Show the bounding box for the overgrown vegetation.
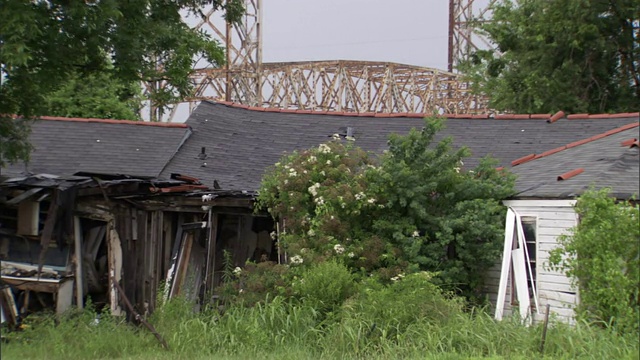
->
[2,278,638,359]
[257,118,515,300]
[549,188,639,334]
[463,0,639,114]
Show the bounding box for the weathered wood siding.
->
[485,200,579,324]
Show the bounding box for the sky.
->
[260,0,451,70]
[167,0,456,121]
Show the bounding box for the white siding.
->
[486,200,579,324]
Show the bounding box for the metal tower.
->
[448,0,498,72]
[152,0,496,121]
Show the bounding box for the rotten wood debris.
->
[0,172,277,327]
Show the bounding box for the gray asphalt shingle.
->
[1,118,191,178]
[510,127,640,199]
[161,101,639,191]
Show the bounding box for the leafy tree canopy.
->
[0,0,244,167]
[463,0,639,114]
[257,118,516,301]
[44,69,142,120]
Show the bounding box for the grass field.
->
[2,296,637,360]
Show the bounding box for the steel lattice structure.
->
[152,0,496,121]
[448,0,498,72]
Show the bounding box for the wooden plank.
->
[495,209,515,320]
[17,200,40,236]
[205,212,219,294]
[170,232,194,298]
[38,191,59,274]
[162,213,173,275]
[536,273,573,286]
[73,216,84,309]
[6,188,44,205]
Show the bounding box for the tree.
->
[463,0,639,114]
[44,70,141,120]
[257,119,516,301]
[0,0,244,167]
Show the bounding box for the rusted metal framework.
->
[155,0,494,121]
[188,60,487,114]
[447,0,498,72]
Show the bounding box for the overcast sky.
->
[261,0,450,70]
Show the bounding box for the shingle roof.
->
[161,101,639,191]
[510,125,640,199]
[1,117,191,178]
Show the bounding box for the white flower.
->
[288,168,297,177]
[367,198,376,204]
[345,136,355,141]
[233,267,242,276]
[348,252,355,258]
[355,192,366,200]
[308,155,317,163]
[270,231,277,240]
[318,144,331,154]
[314,196,325,206]
[334,244,345,254]
[332,133,340,140]
[239,289,244,294]
[290,255,304,265]
[320,171,326,176]
[391,276,399,282]
[412,230,420,238]
[308,183,320,196]
[454,167,460,173]
[284,179,289,185]
[326,160,332,165]
[341,203,346,209]
[307,229,316,237]
[275,162,281,166]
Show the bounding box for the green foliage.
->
[3,293,638,359]
[0,0,244,166]
[293,260,357,316]
[549,188,639,333]
[44,70,141,120]
[462,0,640,114]
[216,261,293,307]
[257,118,515,300]
[340,272,464,341]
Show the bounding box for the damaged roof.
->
[161,101,639,191]
[1,117,191,179]
[510,124,640,199]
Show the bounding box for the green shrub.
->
[257,118,515,300]
[549,188,639,333]
[215,261,294,307]
[340,272,464,340]
[293,260,357,316]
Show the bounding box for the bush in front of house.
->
[549,188,639,334]
[256,117,516,301]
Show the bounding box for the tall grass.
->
[2,266,637,359]
[2,296,637,359]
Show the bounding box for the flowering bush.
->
[257,118,515,300]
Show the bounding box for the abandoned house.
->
[487,122,639,324]
[1,105,638,325]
